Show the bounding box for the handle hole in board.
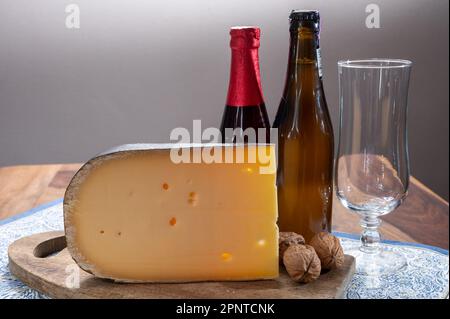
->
[33,236,67,258]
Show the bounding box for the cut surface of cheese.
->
[64,144,278,282]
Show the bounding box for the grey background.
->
[0,0,448,200]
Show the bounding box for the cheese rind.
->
[64,144,278,282]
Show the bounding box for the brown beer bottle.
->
[273,11,334,241]
[220,27,270,143]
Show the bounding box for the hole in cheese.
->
[188,199,198,206]
[189,191,197,198]
[221,252,232,262]
[188,192,199,206]
[162,183,169,190]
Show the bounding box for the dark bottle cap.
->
[289,10,320,32]
[289,10,320,22]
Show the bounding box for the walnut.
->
[278,232,305,262]
[283,244,321,283]
[309,231,344,270]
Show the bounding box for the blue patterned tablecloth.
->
[0,199,448,299]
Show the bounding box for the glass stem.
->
[359,214,381,254]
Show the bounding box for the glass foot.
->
[346,248,407,277]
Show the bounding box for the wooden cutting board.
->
[8,231,355,299]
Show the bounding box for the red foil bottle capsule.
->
[220,26,270,143]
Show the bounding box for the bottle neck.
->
[226,47,264,107]
[283,27,322,96]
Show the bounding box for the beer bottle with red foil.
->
[273,11,334,241]
[220,27,270,143]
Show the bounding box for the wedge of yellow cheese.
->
[64,144,278,282]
